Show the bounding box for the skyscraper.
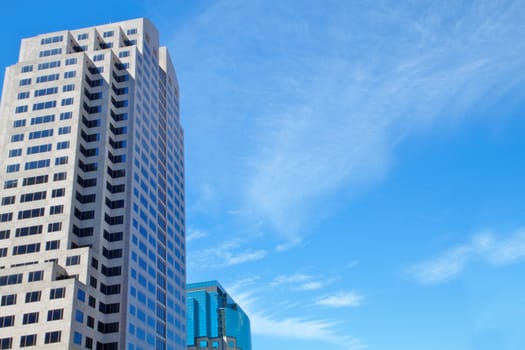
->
[0,18,186,350]
[186,281,251,350]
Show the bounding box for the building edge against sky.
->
[0,18,186,349]
[187,281,252,350]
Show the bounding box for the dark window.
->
[44,331,61,344]
[47,309,63,321]
[22,312,38,324]
[25,291,41,303]
[49,287,65,299]
[19,334,36,347]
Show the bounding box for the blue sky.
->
[2,1,525,349]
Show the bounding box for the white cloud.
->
[270,273,311,286]
[317,292,364,308]
[299,281,323,290]
[408,229,525,284]
[186,227,209,242]
[228,288,367,350]
[189,239,267,269]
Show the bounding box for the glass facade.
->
[187,281,252,350]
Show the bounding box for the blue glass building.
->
[187,281,252,350]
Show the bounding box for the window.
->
[51,188,65,197]
[85,337,93,349]
[20,191,46,203]
[36,73,59,83]
[59,112,72,120]
[10,134,24,142]
[61,97,74,106]
[18,91,30,99]
[119,51,130,58]
[77,33,88,40]
[0,294,16,306]
[0,213,13,222]
[30,114,55,124]
[23,175,48,186]
[19,334,36,347]
[58,126,71,135]
[0,230,9,240]
[66,255,80,266]
[34,87,58,97]
[32,100,56,111]
[73,332,82,345]
[21,65,33,72]
[6,164,19,173]
[37,60,60,70]
[53,172,67,181]
[49,287,65,299]
[29,128,53,139]
[0,316,14,328]
[49,205,64,215]
[3,180,17,189]
[13,119,26,127]
[24,159,50,170]
[64,71,76,79]
[0,274,22,286]
[22,312,38,324]
[47,309,63,321]
[45,240,60,250]
[27,144,52,155]
[40,35,63,45]
[15,225,43,237]
[15,105,28,113]
[0,248,7,258]
[55,156,68,165]
[1,196,15,206]
[127,28,137,35]
[66,57,78,65]
[44,331,61,344]
[0,337,12,349]
[77,289,86,302]
[62,84,75,92]
[13,243,41,255]
[27,271,43,282]
[103,31,114,38]
[19,78,31,86]
[39,48,62,57]
[93,54,104,61]
[8,149,21,157]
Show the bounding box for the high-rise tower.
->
[186,281,252,350]
[0,18,185,350]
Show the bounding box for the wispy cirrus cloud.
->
[234,0,525,239]
[317,292,364,308]
[185,227,209,242]
[228,287,367,350]
[408,229,525,284]
[189,238,267,269]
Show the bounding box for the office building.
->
[0,18,186,350]
[186,281,251,350]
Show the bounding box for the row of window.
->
[20,58,77,74]
[5,156,69,174]
[0,221,62,237]
[3,172,66,190]
[12,111,72,127]
[0,330,61,348]
[10,125,71,142]
[15,98,74,113]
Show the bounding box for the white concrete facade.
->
[0,18,185,350]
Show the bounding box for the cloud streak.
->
[189,238,267,269]
[408,229,525,284]
[228,287,367,350]
[317,292,364,308]
[237,0,525,238]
